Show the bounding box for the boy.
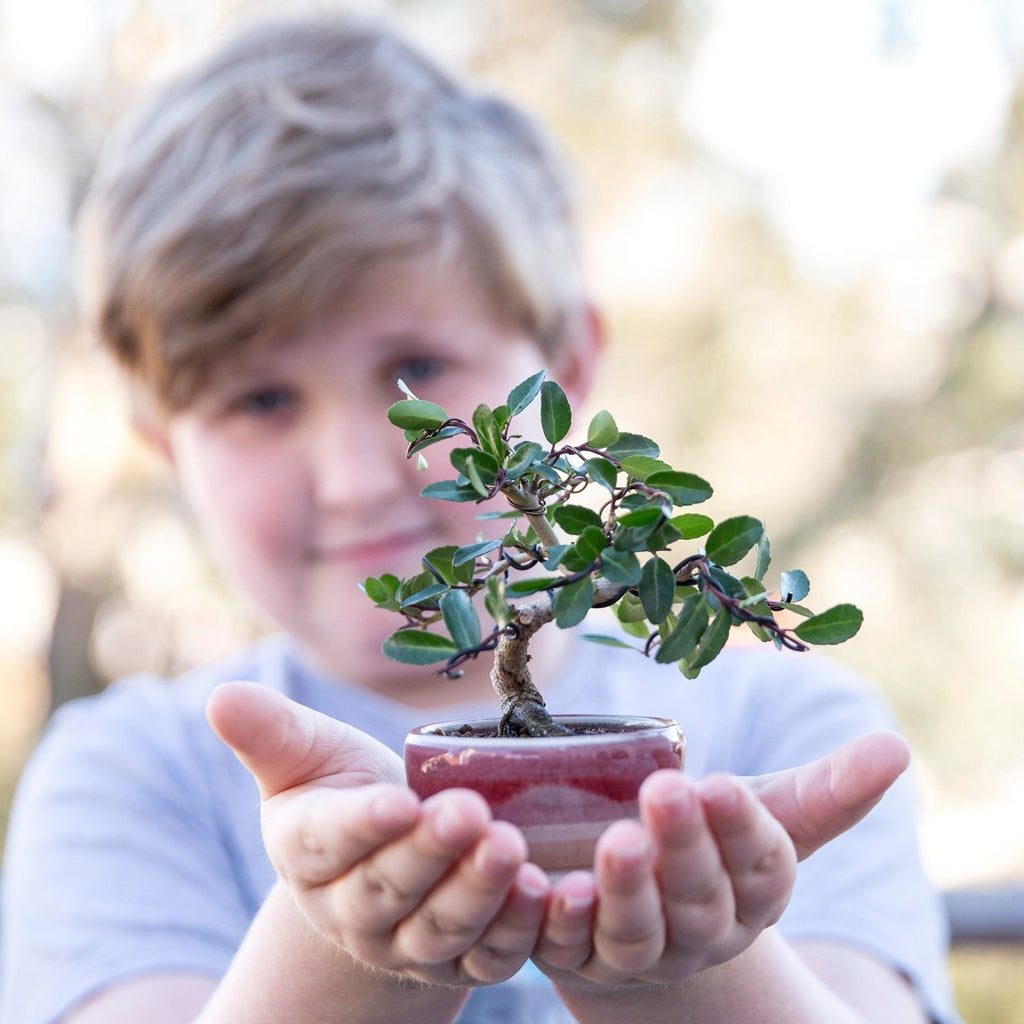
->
[1,13,961,1024]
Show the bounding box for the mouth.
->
[308,524,438,570]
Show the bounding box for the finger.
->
[534,870,596,971]
[394,818,530,966]
[342,788,494,934]
[207,681,404,798]
[746,731,910,861]
[457,861,550,984]
[639,771,734,945]
[591,819,665,975]
[262,783,420,887]
[697,774,796,930]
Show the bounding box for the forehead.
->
[201,253,524,381]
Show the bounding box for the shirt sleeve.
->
[0,680,256,1024]
[733,655,964,1024]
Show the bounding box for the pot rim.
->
[405,714,681,748]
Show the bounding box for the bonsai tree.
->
[363,370,862,738]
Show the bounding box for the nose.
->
[311,401,410,511]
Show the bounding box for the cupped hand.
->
[207,682,550,987]
[532,730,910,990]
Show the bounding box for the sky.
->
[682,0,1022,276]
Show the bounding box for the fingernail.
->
[560,890,594,915]
[614,835,651,862]
[517,864,549,899]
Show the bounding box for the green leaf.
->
[526,462,561,485]
[472,404,506,461]
[562,528,605,572]
[616,504,665,529]
[399,582,449,608]
[619,617,652,639]
[586,457,620,491]
[670,513,714,539]
[485,576,512,629]
[739,576,772,612]
[619,456,673,480]
[607,433,660,460]
[794,604,864,645]
[542,544,569,569]
[681,607,732,677]
[739,576,773,642]
[362,575,403,614]
[613,522,661,552]
[506,577,559,595]
[422,546,473,586]
[382,629,459,665]
[655,593,709,664]
[507,370,547,415]
[708,565,747,602]
[573,525,607,562]
[399,570,435,600]
[581,633,636,649]
[587,410,620,447]
[645,518,683,552]
[705,516,764,567]
[553,576,595,628]
[552,504,603,535]
[615,591,647,623]
[540,380,572,444]
[440,589,481,651]
[780,569,810,604]
[600,547,642,586]
[386,399,449,430]
[449,448,499,481]
[646,470,713,507]
[407,425,464,456]
[421,480,481,503]
[503,441,544,481]
[492,404,511,435]
[776,601,815,619]
[360,581,391,602]
[452,538,502,567]
[754,530,772,580]
[639,556,675,624]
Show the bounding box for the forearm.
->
[196,882,470,1024]
[548,929,887,1024]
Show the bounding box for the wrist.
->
[199,882,471,1024]
[544,930,866,1024]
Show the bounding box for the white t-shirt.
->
[0,633,963,1023]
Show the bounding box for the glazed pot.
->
[404,715,685,873]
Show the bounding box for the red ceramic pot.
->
[405,715,685,873]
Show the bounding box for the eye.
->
[392,356,446,386]
[233,386,297,417]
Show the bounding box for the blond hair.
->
[78,14,583,408]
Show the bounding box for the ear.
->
[550,299,606,409]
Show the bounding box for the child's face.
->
[156,256,596,700]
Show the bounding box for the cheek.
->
[173,436,307,569]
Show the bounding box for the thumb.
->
[206,680,405,799]
[746,731,911,861]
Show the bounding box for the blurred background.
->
[1,0,1022,1017]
